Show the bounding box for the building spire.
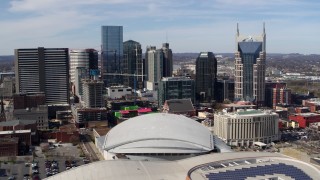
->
[263,22,265,34]
[237,23,239,36]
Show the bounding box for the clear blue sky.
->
[0,0,319,55]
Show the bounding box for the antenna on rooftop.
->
[166,31,168,43]
[237,23,239,36]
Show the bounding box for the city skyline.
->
[1,0,320,55]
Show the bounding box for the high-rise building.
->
[82,79,104,108]
[74,67,88,98]
[146,46,163,91]
[0,77,14,99]
[195,52,217,103]
[158,76,195,107]
[161,43,173,77]
[101,26,123,87]
[69,49,98,84]
[15,47,69,105]
[234,23,266,106]
[123,40,144,90]
[215,79,235,103]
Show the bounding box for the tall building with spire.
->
[234,23,266,106]
[161,43,173,77]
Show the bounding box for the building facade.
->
[161,43,173,78]
[12,105,49,130]
[146,46,163,90]
[215,79,235,103]
[0,138,19,157]
[214,109,279,147]
[158,76,195,107]
[234,24,266,106]
[101,26,123,87]
[289,113,320,128]
[74,67,88,98]
[195,52,217,103]
[123,40,144,90]
[69,49,98,84]
[13,92,46,109]
[82,79,104,108]
[15,47,70,105]
[106,86,132,100]
[0,77,14,99]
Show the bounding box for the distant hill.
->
[0,55,14,61]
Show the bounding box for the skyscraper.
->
[69,49,98,84]
[15,47,70,105]
[234,23,266,106]
[145,46,163,91]
[161,43,173,77]
[101,26,123,87]
[123,40,144,90]
[195,52,217,103]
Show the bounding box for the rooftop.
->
[45,152,320,180]
[0,119,37,126]
[0,129,31,135]
[164,99,195,113]
[218,109,277,117]
[161,76,193,81]
[292,113,320,117]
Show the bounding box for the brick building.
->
[13,92,46,109]
[289,113,320,128]
[51,124,79,143]
[0,129,31,146]
[0,137,19,157]
[0,120,37,132]
[303,98,320,113]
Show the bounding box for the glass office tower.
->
[234,23,266,106]
[123,40,144,90]
[101,26,123,87]
[195,52,217,103]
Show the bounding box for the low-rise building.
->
[51,124,79,143]
[162,99,195,117]
[0,119,37,132]
[303,98,320,112]
[106,86,132,100]
[0,129,31,146]
[214,109,279,147]
[71,104,108,127]
[12,105,49,130]
[0,137,19,157]
[289,113,320,128]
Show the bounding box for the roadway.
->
[80,134,100,162]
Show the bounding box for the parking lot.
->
[0,143,88,180]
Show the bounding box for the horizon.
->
[1,0,320,55]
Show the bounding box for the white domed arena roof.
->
[103,113,214,154]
